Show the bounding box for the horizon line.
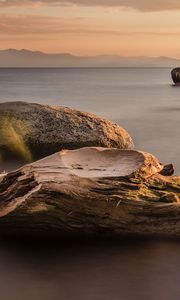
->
[1,48,180,60]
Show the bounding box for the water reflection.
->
[0,238,180,300]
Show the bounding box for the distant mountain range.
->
[0,49,179,68]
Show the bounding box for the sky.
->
[1,0,180,57]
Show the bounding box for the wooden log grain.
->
[0,147,180,238]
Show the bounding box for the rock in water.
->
[0,102,133,162]
[0,147,180,238]
[171,67,180,84]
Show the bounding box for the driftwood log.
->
[0,147,180,238]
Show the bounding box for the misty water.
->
[1,67,180,299]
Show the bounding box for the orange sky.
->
[1,0,180,57]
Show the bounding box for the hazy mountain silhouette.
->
[0,49,179,67]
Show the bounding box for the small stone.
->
[171,68,180,84]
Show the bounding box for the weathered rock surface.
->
[0,102,133,163]
[0,147,180,238]
[171,67,180,84]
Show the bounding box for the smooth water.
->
[1,238,180,300]
[0,68,180,300]
[0,67,179,173]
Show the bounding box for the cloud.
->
[0,0,180,11]
[0,14,179,37]
[0,14,88,35]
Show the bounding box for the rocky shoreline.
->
[0,102,180,238]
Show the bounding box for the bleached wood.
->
[0,147,180,238]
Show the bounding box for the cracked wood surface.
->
[0,147,180,237]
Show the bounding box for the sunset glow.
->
[1,0,180,57]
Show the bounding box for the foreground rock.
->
[171,67,180,84]
[0,147,180,238]
[0,102,133,163]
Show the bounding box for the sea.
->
[0,67,180,300]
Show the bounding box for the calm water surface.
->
[0,68,180,300]
[1,238,180,300]
[0,67,179,172]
